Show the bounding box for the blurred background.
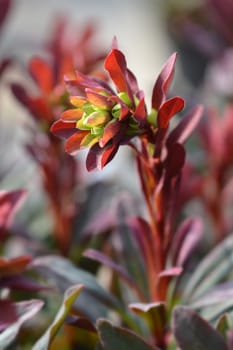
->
[1,0,233,246]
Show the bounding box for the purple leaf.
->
[165,143,185,178]
[0,0,12,33]
[83,249,133,284]
[86,142,119,171]
[0,190,27,238]
[158,267,183,278]
[11,83,30,110]
[134,97,147,127]
[97,319,158,350]
[0,58,11,77]
[0,300,17,332]
[152,53,177,110]
[0,299,44,348]
[167,105,203,146]
[172,306,228,350]
[172,217,203,266]
[83,210,116,237]
[65,315,97,333]
[127,216,155,272]
[83,249,144,301]
[0,275,50,292]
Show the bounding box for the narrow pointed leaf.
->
[0,300,17,332]
[0,0,12,31]
[0,189,27,235]
[167,105,203,146]
[172,217,203,267]
[33,285,83,350]
[0,300,44,349]
[83,249,144,300]
[31,255,117,308]
[29,57,53,94]
[183,234,233,301]
[134,97,147,126]
[152,53,177,110]
[104,49,129,93]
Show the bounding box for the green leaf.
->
[0,299,43,349]
[172,306,228,350]
[32,284,83,350]
[97,319,158,350]
[32,255,117,309]
[183,234,233,301]
[216,313,232,340]
[200,299,233,323]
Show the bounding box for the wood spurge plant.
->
[2,0,233,349]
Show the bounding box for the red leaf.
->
[100,143,119,169]
[29,57,53,94]
[152,53,177,110]
[86,143,119,171]
[104,49,129,93]
[0,299,17,332]
[167,105,203,146]
[100,120,121,147]
[11,83,30,109]
[165,143,185,178]
[0,255,32,277]
[127,217,155,271]
[134,97,147,127]
[158,97,185,128]
[0,190,27,238]
[69,71,111,93]
[65,130,89,155]
[66,315,97,333]
[0,0,12,32]
[50,119,77,139]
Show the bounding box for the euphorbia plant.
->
[51,40,204,348]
